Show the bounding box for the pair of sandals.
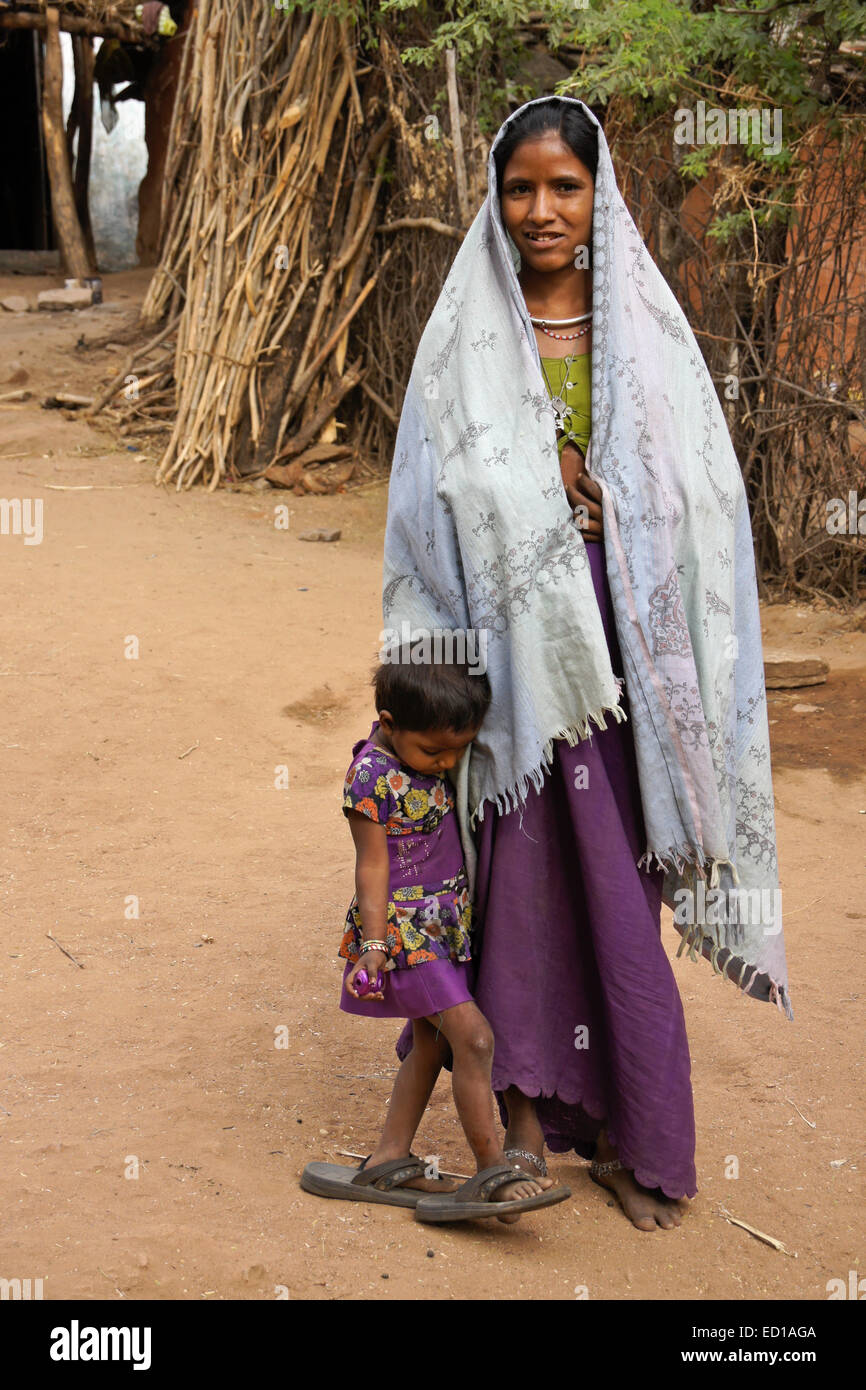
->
[301,1148,570,1222]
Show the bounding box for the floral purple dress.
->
[339,725,474,1020]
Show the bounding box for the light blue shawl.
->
[382,97,791,1018]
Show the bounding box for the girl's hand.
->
[345,810,390,1000]
[345,950,388,1002]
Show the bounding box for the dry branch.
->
[378,217,463,240]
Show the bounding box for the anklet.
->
[504,1147,549,1178]
[590,1158,623,1177]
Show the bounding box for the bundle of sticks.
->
[104,2,394,491]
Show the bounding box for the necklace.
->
[532,315,593,342]
[529,309,593,326]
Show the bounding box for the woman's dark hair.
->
[373,655,491,733]
[493,98,599,194]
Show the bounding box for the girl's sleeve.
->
[341,757,397,826]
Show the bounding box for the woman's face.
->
[499,131,594,274]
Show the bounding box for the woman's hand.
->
[345,950,388,1002]
[561,441,603,543]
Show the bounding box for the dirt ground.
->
[1,269,864,1302]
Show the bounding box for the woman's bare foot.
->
[591,1130,687,1231]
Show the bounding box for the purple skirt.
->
[471,544,697,1199]
[340,958,474,1020]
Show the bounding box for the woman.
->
[384,96,791,1231]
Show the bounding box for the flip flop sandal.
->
[300,1154,449,1208]
[504,1146,549,1178]
[413,1162,571,1224]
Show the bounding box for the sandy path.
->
[1,273,864,1301]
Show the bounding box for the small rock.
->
[763,652,829,689]
[426,1249,435,1258]
[37,287,95,311]
[298,528,341,543]
[2,360,28,385]
[134,454,147,463]
[381,1273,389,1279]
[200,933,214,944]
[137,1253,149,1268]
[1,296,30,314]
[792,702,822,714]
[319,1127,328,1136]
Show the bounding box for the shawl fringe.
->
[673,918,794,1021]
[637,845,742,887]
[469,701,627,827]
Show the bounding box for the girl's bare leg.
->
[427,1001,546,1224]
[365,1017,459,1193]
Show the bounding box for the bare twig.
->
[785,1097,816,1129]
[378,216,463,241]
[718,1206,795,1256]
[334,1148,472,1180]
[47,933,84,969]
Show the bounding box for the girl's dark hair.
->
[373,656,491,733]
[493,98,599,194]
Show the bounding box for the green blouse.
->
[539,351,591,460]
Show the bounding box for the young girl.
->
[301,656,570,1224]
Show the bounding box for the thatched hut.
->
[0,2,185,271]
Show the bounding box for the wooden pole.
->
[72,35,97,269]
[445,47,470,229]
[0,11,146,43]
[33,30,51,252]
[40,8,92,279]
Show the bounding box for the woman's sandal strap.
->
[352,1155,425,1191]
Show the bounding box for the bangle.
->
[359,940,388,956]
